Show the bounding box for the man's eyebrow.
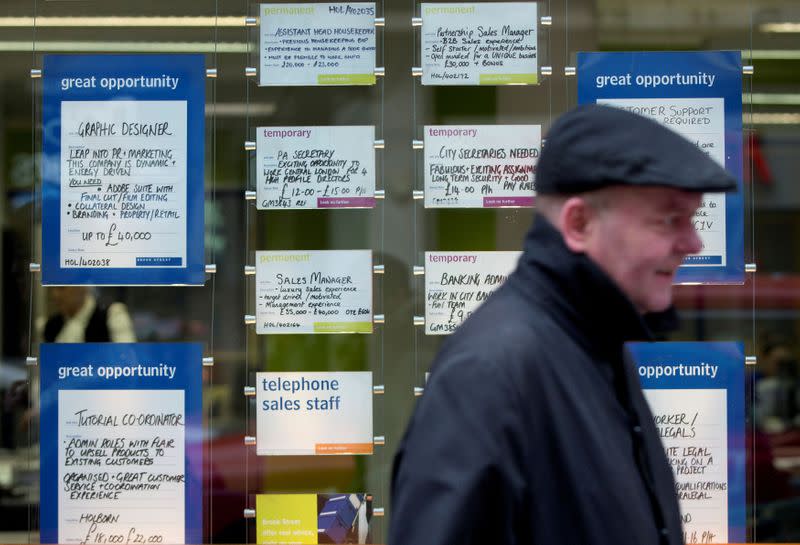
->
[657,197,701,214]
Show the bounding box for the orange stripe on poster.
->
[315,443,373,454]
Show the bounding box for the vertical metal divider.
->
[547,0,553,129]
[376,0,387,536]
[564,0,569,101]
[27,0,39,543]
[207,1,221,541]
[411,0,420,403]
[746,0,757,539]
[244,1,253,542]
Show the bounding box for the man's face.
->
[582,186,703,314]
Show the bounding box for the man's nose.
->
[678,223,703,255]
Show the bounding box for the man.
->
[390,105,737,545]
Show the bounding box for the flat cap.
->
[536,104,737,194]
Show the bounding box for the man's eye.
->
[658,214,687,228]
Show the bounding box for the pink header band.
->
[483,196,535,208]
[317,197,376,208]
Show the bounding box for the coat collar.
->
[508,215,677,357]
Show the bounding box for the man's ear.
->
[558,196,594,253]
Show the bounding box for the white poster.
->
[599,97,727,267]
[257,126,376,209]
[425,251,520,334]
[421,2,538,86]
[256,250,373,334]
[58,389,185,544]
[256,372,373,455]
[424,125,539,208]
[259,3,377,86]
[644,389,729,543]
[60,100,187,269]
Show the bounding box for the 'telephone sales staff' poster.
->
[577,51,744,284]
[42,54,205,285]
[39,343,203,544]
[256,371,374,455]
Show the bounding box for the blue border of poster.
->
[39,343,203,543]
[577,51,744,284]
[629,341,745,543]
[42,54,206,285]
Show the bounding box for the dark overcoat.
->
[390,216,684,545]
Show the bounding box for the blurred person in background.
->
[5,287,136,438]
[41,286,135,343]
[754,336,800,432]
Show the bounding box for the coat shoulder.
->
[433,285,567,382]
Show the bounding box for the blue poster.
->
[39,343,203,544]
[577,51,744,284]
[42,54,206,285]
[629,341,745,544]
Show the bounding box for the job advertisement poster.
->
[630,341,745,544]
[424,125,540,208]
[256,493,373,544]
[260,3,376,86]
[257,126,376,209]
[39,343,203,544]
[256,371,373,455]
[577,51,744,284]
[42,54,205,285]
[256,250,373,334]
[424,251,520,334]
[57,99,190,273]
[420,2,538,85]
